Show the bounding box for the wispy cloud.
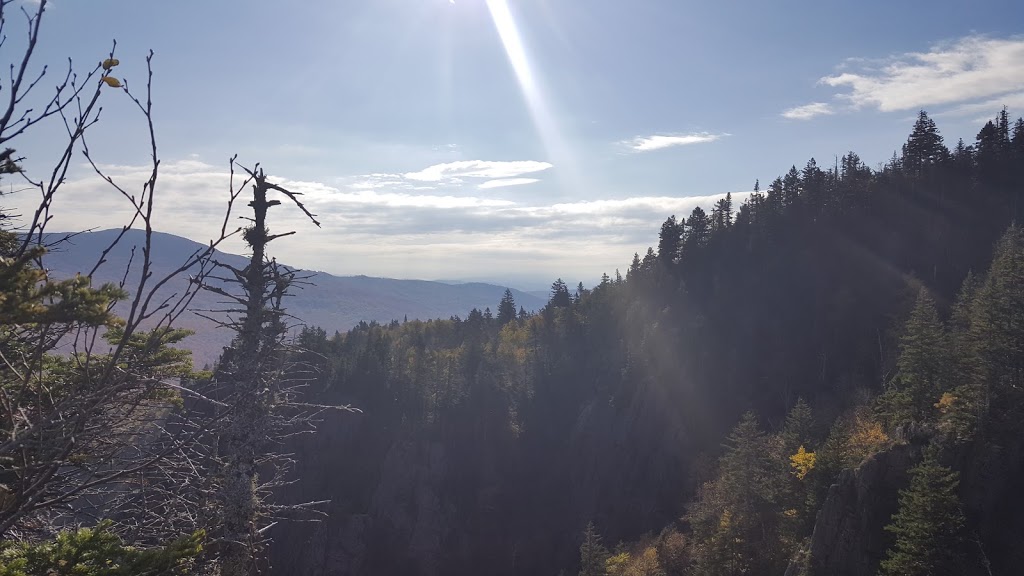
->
[478,178,540,189]
[627,132,725,152]
[403,160,552,182]
[934,90,1024,120]
[781,102,834,120]
[818,35,1024,113]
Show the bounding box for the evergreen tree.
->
[1012,117,1024,154]
[550,279,573,308]
[902,110,947,175]
[627,253,642,282]
[879,289,948,425]
[739,181,763,230]
[969,225,1024,428]
[939,272,983,441]
[658,215,683,264]
[880,450,966,576]
[578,522,609,576]
[782,397,815,453]
[781,399,817,534]
[782,166,801,207]
[641,247,657,274]
[497,289,517,325]
[683,207,710,251]
[801,158,825,213]
[711,194,732,232]
[0,521,203,576]
[765,176,784,214]
[688,412,786,575]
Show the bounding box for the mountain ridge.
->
[40,229,547,366]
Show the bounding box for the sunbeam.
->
[483,0,576,190]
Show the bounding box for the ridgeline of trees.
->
[273,109,1024,576]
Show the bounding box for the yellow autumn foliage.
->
[717,509,729,530]
[846,414,889,463]
[606,551,631,576]
[789,445,816,480]
[934,391,956,412]
[101,76,122,88]
[625,547,664,576]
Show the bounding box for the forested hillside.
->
[270,109,1024,576]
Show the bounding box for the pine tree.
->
[969,225,1024,428]
[879,288,948,425]
[939,272,983,442]
[801,158,825,214]
[550,278,573,308]
[782,166,801,207]
[1012,117,1024,155]
[684,207,710,251]
[880,450,966,576]
[641,247,657,274]
[497,288,517,325]
[740,180,763,230]
[765,176,784,215]
[578,522,609,576]
[688,412,786,575]
[657,215,683,264]
[0,521,203,575]
[711,194,732,232]
[782,397,815,453]
[627,253,642,282]
[902,110,947,176]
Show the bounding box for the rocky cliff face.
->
[790,444,915,576]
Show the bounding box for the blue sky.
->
[8,0,1024,288]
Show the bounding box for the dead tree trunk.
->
[212,166,321,576]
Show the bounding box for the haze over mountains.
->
[42,229,546,366]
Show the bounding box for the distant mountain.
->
[41,230,546,366]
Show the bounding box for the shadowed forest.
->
[269,109,1024,576]
[3,0,1024,573]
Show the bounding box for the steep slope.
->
[264,110,1024,576]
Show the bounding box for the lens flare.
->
[484,0,574,186]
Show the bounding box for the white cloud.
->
[478,178,540,189]
[781,102,834,120]
[627,132,724,152]
[347,160,551,191]
[403,160,552,182]
[13,159,750,284]
[820,35,1024,113]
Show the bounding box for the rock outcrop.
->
[791,444,915,576]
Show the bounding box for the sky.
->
[5,0,1024,289]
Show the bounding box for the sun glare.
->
[483,0,575,189]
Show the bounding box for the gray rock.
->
[800,444,915,576]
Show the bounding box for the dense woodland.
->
[3,3,1024,572]
[269,109,1024,576]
